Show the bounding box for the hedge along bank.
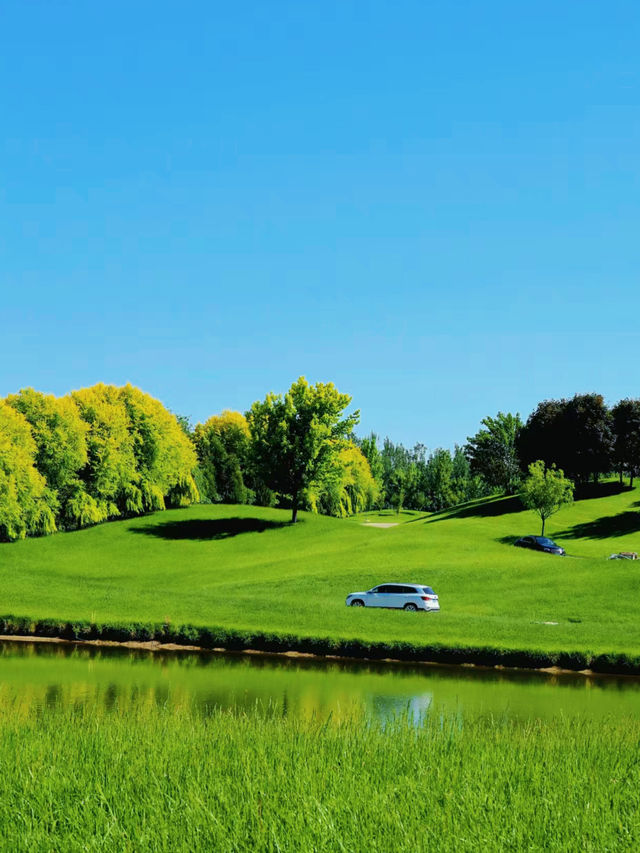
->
[1,615,639,677]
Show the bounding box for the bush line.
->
[1,614,639,675]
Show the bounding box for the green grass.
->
[2,485,640,657]
[0,702,639,851]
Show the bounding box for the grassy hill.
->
[2,485,640,658]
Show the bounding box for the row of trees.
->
[1,385,198,541]
[4,379,639,540]
[465,394,640,495]
[355,437,490,514]
[191,379,376,522]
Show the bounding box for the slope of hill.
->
[1,485,640,659]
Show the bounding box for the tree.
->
[611,399,640,487]
[306,442,379,517]
[6,389,89,527]
[423,448,455,511]
[0,401,56,541]
[358,432,384,507]
[520,460,574,536]
[246,377,359,523]
[466,412,522,494]
[119,384,199,510]
[193,410,252,504]
[518,394,613,485]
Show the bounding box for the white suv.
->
[346,584,440,612]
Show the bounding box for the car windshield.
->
[422,587,435,595]
[536,537,556,546]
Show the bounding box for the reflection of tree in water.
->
[45,684,62,709]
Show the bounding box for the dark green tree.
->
[611,399,640,487]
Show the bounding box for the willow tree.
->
[6,388,90,527]
[193,410,251,504]
[247,377,359,523]
[120,384,199,510]
[307,442,379,517]
[0,401,56,540]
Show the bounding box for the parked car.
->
[514,536,565,555]
[346,584,440,612]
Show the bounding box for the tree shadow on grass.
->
[423,495,526,523]
[553,511,640,541]
[496,535,521,546]
[573,482,633,501]
[130,517,291,541]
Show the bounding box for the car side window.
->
[376,585,390,593]
[401,586,417,595]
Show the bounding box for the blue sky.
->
[2,1,639,448]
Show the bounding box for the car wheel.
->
[350,599,365,607]
[403,603,418,612]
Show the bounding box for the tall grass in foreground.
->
[0,704,639,852]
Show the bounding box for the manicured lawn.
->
[2,485,640,655]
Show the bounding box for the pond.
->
[2,639,640,723]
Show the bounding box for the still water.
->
[2,640,640,723]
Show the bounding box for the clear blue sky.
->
[2,1,639,449]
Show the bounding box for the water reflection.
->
[1,640,640,723]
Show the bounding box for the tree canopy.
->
[246,377,359,522]
[466,412,522,495]
[520,460,574,536]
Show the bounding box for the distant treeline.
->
[369,393,640,513]
[2,381,639,540]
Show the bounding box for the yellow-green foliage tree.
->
[6,389,91,528]
[306,442,379,517]
[1,384,199,539]
[193,410,251,504]
[0,401,56,541]
[71,384,139,519]
[120,384,198,509]
[73,384,199,517]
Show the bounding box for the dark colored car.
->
[514,536,565,555]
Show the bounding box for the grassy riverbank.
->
[0,703,638,852]
[1,485,640,663]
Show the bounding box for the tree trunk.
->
[541,516,546,536]
[291,495,298,524]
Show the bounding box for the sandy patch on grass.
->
[361,522,399,528]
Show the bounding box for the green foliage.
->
[1,384,198,538]
[0,402,56,541]
[193,410,252,504]
[119,384,198,509]
[6,389,88,491]
[306,442,379,517]
[611,398,640,486]
[521,460,575,535]
[518,394,613,485]
[358,432,384,506]
[466,411,522,494]
[247,377,359,522]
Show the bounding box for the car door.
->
[400,585,420,608]
[385,585,405,608]
[369,585,393,607]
